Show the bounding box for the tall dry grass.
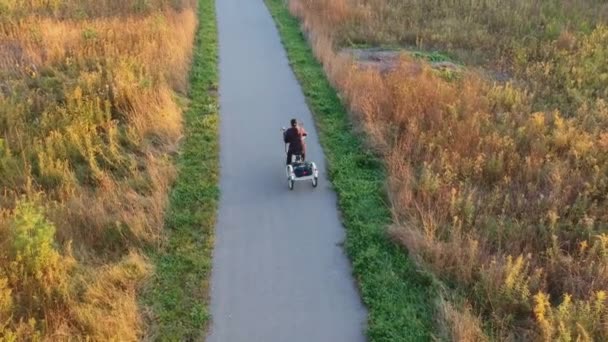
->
[0,1,197,339]
[289,0,608,339]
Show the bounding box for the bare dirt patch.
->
[339,47,461,74]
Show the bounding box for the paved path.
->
[207,0,367,341]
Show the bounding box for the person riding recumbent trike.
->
[282,120,319,190]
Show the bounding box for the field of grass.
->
[281,0,608,340]
[0,0,209,339]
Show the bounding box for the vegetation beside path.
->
[144,0,219,339]
[0,0,210,339]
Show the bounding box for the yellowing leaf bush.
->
[534,291,608,341]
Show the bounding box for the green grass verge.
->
[143,0,219,340]
[264,1,437,341]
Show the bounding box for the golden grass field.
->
[0,0,197,339]
[288,0,608,340]
[2,0,607,340]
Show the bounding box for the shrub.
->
[0,199,73,336]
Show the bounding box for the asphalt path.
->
[207,0,367,340]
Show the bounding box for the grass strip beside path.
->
[265,0,436,341]
[144,0,219,339]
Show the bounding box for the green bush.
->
[3,200,72,319]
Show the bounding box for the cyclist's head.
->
[290,118,297,128]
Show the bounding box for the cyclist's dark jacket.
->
[283,127,308,154]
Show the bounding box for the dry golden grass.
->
[437,298,488,342]
[0,1,196,339]
[289,0,608,339]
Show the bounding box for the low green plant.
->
[1,199,74,337]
